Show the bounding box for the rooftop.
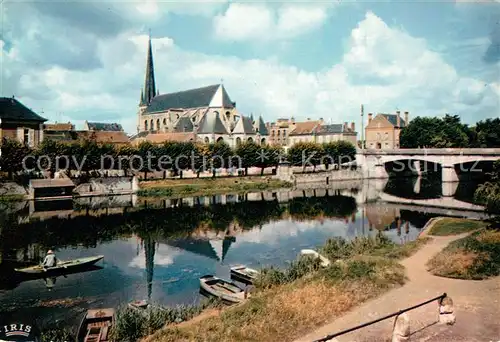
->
[0,97,47,122]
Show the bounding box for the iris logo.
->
[1,324,32,337]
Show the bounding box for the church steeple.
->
[142,30,157,106]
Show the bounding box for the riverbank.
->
[135,235,428,342]
[425,218,499,280]
[137,177,293,198]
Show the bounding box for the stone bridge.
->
[356,148,500,182]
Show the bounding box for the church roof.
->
[257,116,269,135]
[197,111,228,134]
[0,97,47,122]
[144,84,235,114]
[232,115,255,134]
[86,122,124,132]
[173,116,194,132]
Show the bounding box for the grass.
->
[143,234,428,342]
[0,194,26,202]
[427,218,487,236]
[137,177,293,198]
[111,298,224,342]
[427,228,500,280]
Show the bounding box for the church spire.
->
[143,30,157,105]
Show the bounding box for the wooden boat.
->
[199,275,246,303]
[14,255,104,275]
[230,265,259,284]
[299,249,331,267]
[128,299,149,310]
[76,308,115,342]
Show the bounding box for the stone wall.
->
[0,182,28,197]
[275,163,363,184]
[74,176,138,196]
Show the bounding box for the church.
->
[133,35,268,147]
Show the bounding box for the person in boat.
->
[42,250,57,268]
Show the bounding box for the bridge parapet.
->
[358,148,500,156]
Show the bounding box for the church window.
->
[261,138,266,145]
[277,130,281,136]
[384,132,389,140]
[150,119,153,131]
[226,111,231,120]
[163,118,167,125]
[236,137,242,145]
[247,137,253,143]
[204,137,209,143]
[156,119,160,131]
[176,114,179,120]
[145,121,148,131]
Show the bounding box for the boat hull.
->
[199,275,245,304]
[230,266,259,285]
[76,308,115,342]
[14,255,104,275]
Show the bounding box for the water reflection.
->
[0,179,487,329]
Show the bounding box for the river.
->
[0,177,485,330]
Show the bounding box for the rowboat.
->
[14,255,104,275]
[128,299,149,310]
[199,275,246,303]
[230,265,259,284]
[76,308,115,342]
[299,249,331,267]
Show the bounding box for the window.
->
[150,120,153,131]
[156,119,160,131]
[277,130,281,136]
[247,137,253,142]
[163,118,167,125]
[23,129,29,146]
[204,137,209,143]
[236,137,242,145]
[145,121,148,130]
[226,111,231,120]
[384,132,389,140]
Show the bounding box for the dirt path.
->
[294,233,500,342]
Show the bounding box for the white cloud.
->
[3,8,498,134]
[213,3,333,41]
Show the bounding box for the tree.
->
[474,160,500,214]
[287,142,324,172]
[35,139,70,178]
[0,138,33,179]
[209,141,232,177]
[400,115,471,148]
[474,118,500,148]
[234,141,260,175]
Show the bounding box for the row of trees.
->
[400,116,500,148]
[474,160,500,214]
[0,137,356,180]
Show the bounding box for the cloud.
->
[2,3,498,134]
[213,3,332,41]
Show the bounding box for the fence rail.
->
[313,292,447,342]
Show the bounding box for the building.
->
[42,122,75,142]
[365,111,409,149]
[0,96,47,147]
[84,121,124,132]
[287,119,357,147]
[267,118,295,147]
[135,34,268,147]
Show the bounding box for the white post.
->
[392,313,410,342]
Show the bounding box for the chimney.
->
[396,111,401,127]
[368,113,373,123]
[351,122,355,132]
[343,122,348,131]
[404,111,409,125]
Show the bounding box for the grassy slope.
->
[427,218,487,236]
[427,229,500,280]
[142,235,428,342]
[138,177,292,198]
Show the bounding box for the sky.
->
[1,0,499,135]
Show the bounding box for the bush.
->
[111,298,222,341]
